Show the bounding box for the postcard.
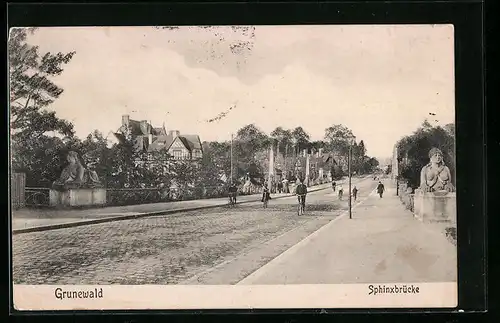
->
[10,25,457,310]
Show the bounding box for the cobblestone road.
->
[12,177,375,285]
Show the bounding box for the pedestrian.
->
[352,186,358,201]
[277,181,283,194]
[376,181,385,198]
[332,181,336,192]
[261,182,271,202]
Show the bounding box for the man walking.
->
[376,181,385,198]
[352,186,358,201]
[332,181,336,192]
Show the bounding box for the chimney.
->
[122,115,130,126]
[170,130,180,137]
[139,120,150,135]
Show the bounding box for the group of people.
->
[267,178,290,194]
[330,180,385,199]
[331,181,359,201]
[227,177,387,214]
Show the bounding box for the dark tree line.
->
[395,120,455,188]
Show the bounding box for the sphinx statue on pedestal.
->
[419,147,455,193]
[52,151,103,190]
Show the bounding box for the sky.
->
[21,25,455,159]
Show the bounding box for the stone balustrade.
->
[50,188,107,207]
[413,189,456,225]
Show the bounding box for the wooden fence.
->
[11,173,26,209]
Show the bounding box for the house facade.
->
[114,115,203,161]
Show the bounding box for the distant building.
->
[391,144,399,182]
[113,115,203,161]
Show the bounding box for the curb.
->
[12,185,331,235]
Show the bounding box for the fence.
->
[11,173,26,209]
[105,184,266,206]
[25,187,50,207]
[16,184,263,209]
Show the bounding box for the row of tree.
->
[9,28,379,191]
[395,120,455,188]
[203,123,380,185]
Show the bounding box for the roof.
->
[113,132,126,144]
[181,135,202,150]
[116,118,202,153]
[153,127,167,135]
[323,154,338,164]
[147,134,202,153]
[147,134,174,152]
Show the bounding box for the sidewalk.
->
[12,182,333,233]
[238,181,457,284]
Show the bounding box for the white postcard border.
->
[13,283,457,310]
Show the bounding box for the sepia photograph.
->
[10,25,457,310]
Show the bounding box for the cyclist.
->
[261,182,271,206]
[338,184,344,200]
[295,179,308,214]
[228,182,238,205]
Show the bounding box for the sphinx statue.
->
[419,147,455,193]
[52,151,103,190]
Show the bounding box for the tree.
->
[9,28,77,186]
[350,140,368,174]
[79,130,111,185]
[324,124,356,170]
[270,127,293,155]
[357,140,367,158]
[291,126,310,155]
[234,124,270,179]
[310,140,326,152]
[368,157,380,171]
[236,124,270,150]
[396,120,455,188]
[444,123,455,136]
[201,141,232,182]
[9,28,76,139]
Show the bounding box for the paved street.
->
[12,177,375,285]
[238,182,457,285]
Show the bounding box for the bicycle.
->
[297,194,306,216]
[228,193,236,207]
[263,192,270,208]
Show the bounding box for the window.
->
[193,149,202,159]
[172,150,183,160]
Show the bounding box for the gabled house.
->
[113,115,203,161]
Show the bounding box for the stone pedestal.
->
[49,188,107,207]
[413,190,456,224]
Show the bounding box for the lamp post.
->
[347,136,356,219]
[230,134,233,185]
